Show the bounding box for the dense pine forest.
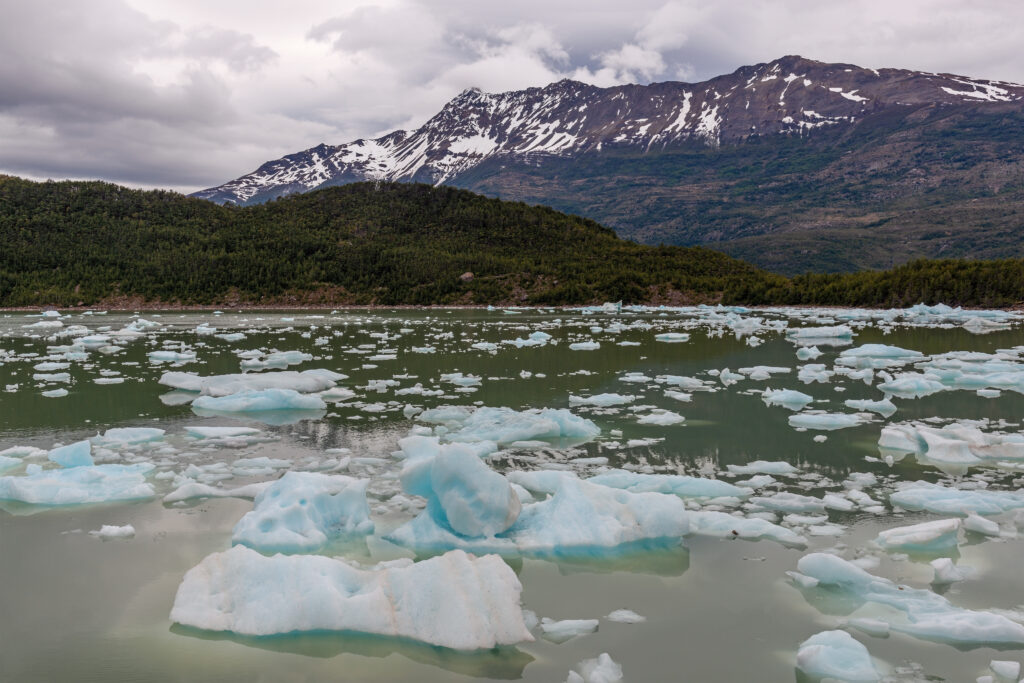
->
[1,175,1022,308]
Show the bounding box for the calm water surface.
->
[1,308,1023,682]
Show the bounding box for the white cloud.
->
[1,0,1022,192]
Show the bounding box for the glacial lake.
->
[3,306,1024,682]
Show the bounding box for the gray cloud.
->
[1,0,1022,192]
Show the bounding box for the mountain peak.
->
[193,56,1024,206]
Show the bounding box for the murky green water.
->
[2,308,1024,682]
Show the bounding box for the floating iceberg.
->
[726,460,800,476]
[793,552,1024,646]
[159,369,341,397]
[688,510,807,547]
[655,333,689,343]
[568,393,636,407]
[440,407,600,445]
[844,398,897,418]
[588,470,749,500]
[837,344,924,369]
[787,325,853,340]
[874,518,961,552]
[788,413,863,431]
[231,472,373,553]
[192,389,327,413]
[566,653,623,683]
[877,374,946,399]
[796,630,879,682]
[388,471,688,556]
[636,410,684,426]
[890,481,1024,516]
[170,547,533,650]
[48,440,93,468]
[0,463,155,506]
[762,388,813,410]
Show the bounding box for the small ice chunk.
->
[789,413,863,431]
[0,463,155,505]
[567,653,623,683]
[569,393,635,407]
[727,460,800,476]
[762,388,813,410]
[796,630,879,682]
[964,513,1001,536]
[636,410,684,426]
[540,617,599,642]
[990,660,1021,682]
[90,524,135,540]
[605,609,645,623]
[930,558,966,585]
[192,389,327,413]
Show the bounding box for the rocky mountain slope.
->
[193,56,1024,273]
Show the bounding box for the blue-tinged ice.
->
[844,398,897,417]
[793,552,1024,646]
[0,463,155,505]
[762,388,813,410]
[94,427,165,445]
[387,470,688,556]
[569,393,636,407]
[159,369,341,396]
[231,472,373,553]
[874,518,960,552]
[48,440,93,467]
[727,460,800,476]
[877,373,946,398]
[837,344,924,369]
[890,481,1024,515]
[192,388,327,412]
[796,630,879,682]
[399,443,520,538]
[588,469,750,500]
[170,546,533,650]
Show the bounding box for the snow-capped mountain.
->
[193,55,1024,206]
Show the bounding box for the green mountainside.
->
[3,175,1023,309]
[0,176,768,307]
[457,105,1024,275]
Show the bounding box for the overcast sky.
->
[2,0,1021,193]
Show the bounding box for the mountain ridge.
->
[192,56,1024,274]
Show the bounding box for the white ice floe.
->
[159,369,342,396]
[762,388,813,410]
[789,412,863,431]
[566,653,623,683]
[540,617,599,642]
[874,518,961,552]
[569,393,636,407]
[90,524,135,540]
[170,546,533,650]
[796,630,879,682]
[793,552,1024,646]
[0,463,155,506]
[438,407,600,445]
[890,481,1024,515]
[192,389,327,413]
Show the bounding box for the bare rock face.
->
[459,272,474,282]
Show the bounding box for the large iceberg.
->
[587,470,749,501]
[874,518,961,552]
[0,463,155,506]
[231,472,373,553]
[170,546,534,650]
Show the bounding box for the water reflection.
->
[169,625,535,679]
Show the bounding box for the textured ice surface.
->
[890,481,1024,515]
[160,369,341,396]
[231,472,373,553]
[877,374,946,398]
[789,412,863,431]
[566,653,623,683]
[400,442,521,539]
[94,427,165,445]
[192,389,327,413]
[440,407,600,445]
[0,463,155,505]
[796,630,879,682]
[636,410,684,425]
[170,546,533,650]
[688,510,807,546]
[588,470,749,500]
[874,518,960,552]
[164,481,272,503]
[540,617,599,642]
[787,325,853,340]
[880,421,1024,473]
[727,460,800,476]
[762,388,813,410]
[568,393,636,407]
[183,426,263,439]
[388,471,688,556]
[844,398,897,417]
[794,553,1024,646]
[48,440,94,468]
[90,524,135,539]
